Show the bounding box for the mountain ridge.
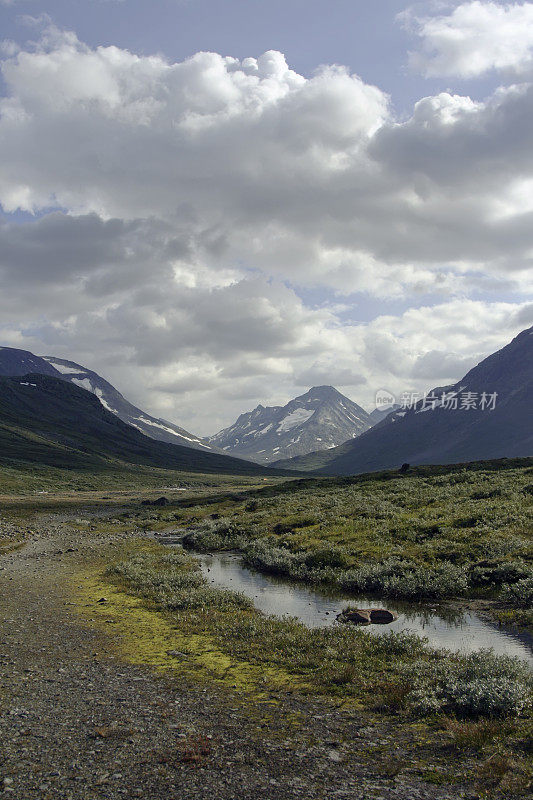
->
[0,347,218,454]
[273,327,533,475]
[208,385,373,464]
[0,373,290,477]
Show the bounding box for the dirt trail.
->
[0,529,466,800]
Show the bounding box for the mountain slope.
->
[0,373,286,476]
[0,347,217,453]
[0,347,63,379]
[208,386,372,464]
[274,327,533,475]
[368,404,401,425]
[42,355,218,452]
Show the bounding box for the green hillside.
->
[0,374,290,478]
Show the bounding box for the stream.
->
[159,537,533,666]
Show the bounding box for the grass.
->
[100,543,532,719]
[72,545,310,697]
[1,458,531,796]
[0,460,288,496]
[150,459,533,612]
[81,538,532,794]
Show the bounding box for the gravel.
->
[0,517,475,799]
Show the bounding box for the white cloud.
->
[0,27,532,432]
[1,27,533,297]
[404,1,533,79]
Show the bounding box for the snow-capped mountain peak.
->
[208,386,373,464]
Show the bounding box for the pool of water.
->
[191,550,533,666]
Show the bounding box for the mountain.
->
[368,404,401,425]
[0,347,62,379]
[0,373,286,476]
[0,347,217,453]
[274,327,533,475]
[208,386,373,464]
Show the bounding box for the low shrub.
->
[302,544,351,570]
[108,550,252,611]
[108,549,531,722]
[500,577,533,608]
[339,558,469,599]
[470,560,532,588]
[471,489,502,500]
[273,516,317,534]
[404,650,532,718]
[182,518,249,552]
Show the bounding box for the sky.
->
[0,0,532,435]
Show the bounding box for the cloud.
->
[1,26,533,299]
[295,363,367,389]
[404,1,533,79]
[0,27,531,433]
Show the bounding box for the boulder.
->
[152,496,170,507]
[337,608,398,625]
[337,609,371,625]
[369,608,398,624]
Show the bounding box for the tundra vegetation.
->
[108,547,532,719]
[104,541,533,794]
[145,460,533,628]
[2,457,532,794]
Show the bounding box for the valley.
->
[0,331,532,800]
[0,458,531,799]
[2,4,533,797]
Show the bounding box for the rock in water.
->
[337,609,372,625]
[369,609,398,624]
[337,608,398,625]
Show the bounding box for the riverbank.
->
[0,520,495,800]
[1,464,531,799]
[164,460,533,635]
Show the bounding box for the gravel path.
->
[0,526,472,800]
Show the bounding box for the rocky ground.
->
[0,515,495,799]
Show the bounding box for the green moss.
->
[70,549,310,698]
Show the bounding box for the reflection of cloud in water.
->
[194,552,533,667]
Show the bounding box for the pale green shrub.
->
[500,577,533,608]
[339,558,469,599]
[404,650,532,718]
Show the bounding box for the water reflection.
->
[194,551,533,667]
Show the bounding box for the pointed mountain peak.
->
[209,385,372,464]
[303,385,338,397]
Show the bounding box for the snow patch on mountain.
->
[277,408,314,432]
[94,387,115,413]
[44,359,85,376]
[2,349,220,454]
[72,377,93,392]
